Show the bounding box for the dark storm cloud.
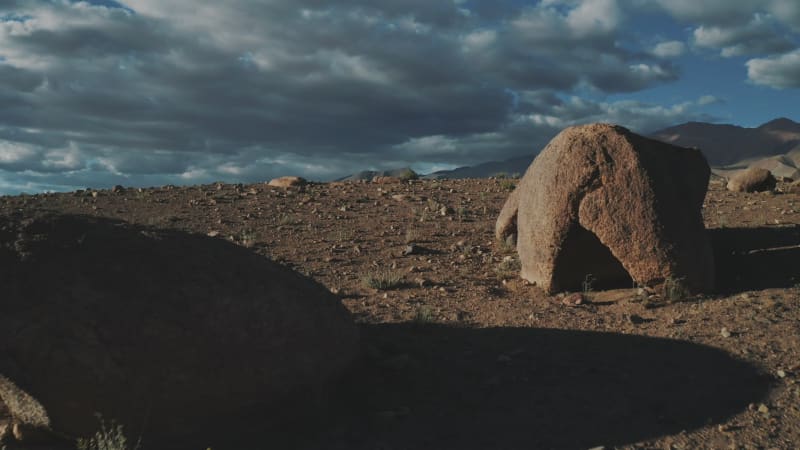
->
[0,0,771,193]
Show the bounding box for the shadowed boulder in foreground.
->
[497,124,714,294]
[0,213,358,446]
[237,324,770,450]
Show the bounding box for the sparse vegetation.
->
[494,256,521,280]
[77,415,140,450]
[238,229,258,248]
[397,168,419,181]
[413,305,434,323]
[361,269,404,290]
[499,179,517,191]
[662,277,690,302]
[582,274,595,294]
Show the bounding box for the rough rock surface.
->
[0,213,358,445]
[494,188,519,242]
[726,168,777,193]
[496,123,714,294]
[268,176,307,188]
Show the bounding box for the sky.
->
[0,0,798,194]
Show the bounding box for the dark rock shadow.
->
[239,323,770,450]
[710,225,800,293]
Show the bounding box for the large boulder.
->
[0,213,358,445]
[496,124,714,294]
[726,167,776,192]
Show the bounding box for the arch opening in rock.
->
[552,223,633,291]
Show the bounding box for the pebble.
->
[721,328,731,338]
[777,370,787,378]
[758,404,770,414]
[403,244,418,255]
[562,293,584,307]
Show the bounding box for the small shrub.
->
[397,168,418,181]
[662,277,690,302]
[239,229,258,248]
[499,179,517,191]
[413,306,434,324]
[582,274,595,294]
[77,415,140,450]
[362,269,404,290]
[494,256,521,279]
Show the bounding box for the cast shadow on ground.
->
[253,323,770,450]
[710,225,800,293]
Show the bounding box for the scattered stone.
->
[721,328,732,338]
[758,404,770,414]
[562,293,585,307]
[372,176,401,184]
[777,370,787,378]
[403,244,419,256]
[111,185,124,193]
[206,230,220,237]
[496,124,714,294]
[268,176,307,188]
[391,194,408,202]
[727,168,777,193]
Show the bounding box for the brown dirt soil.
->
[1,177,799,450]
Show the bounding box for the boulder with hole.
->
[496,123,714,294]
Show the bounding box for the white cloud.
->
[697,95,721,105]
[566,0,622,36]
[652,40,686,58]
[693,14,794,57]
[746,49,800,88]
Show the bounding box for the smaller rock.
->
[562,293,584,307]
[206,230,220,237]
[403,244,419,256]
[111,185,124,193]
[777,370,787,378]
[721,328,731,338]
[372,176,400,184]
[757,404,770,414]
[268,176,307,188]
[727,168,776,193]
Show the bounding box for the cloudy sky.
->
[0,0,798,194]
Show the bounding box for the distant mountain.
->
[339,118,800,181]
[650,117,800,166]
[423,155,533,179]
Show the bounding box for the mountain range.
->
[350,118,800,180]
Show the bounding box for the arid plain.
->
[1,176,799,449]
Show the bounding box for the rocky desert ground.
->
[1,175,800,449]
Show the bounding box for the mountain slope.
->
[651,118,800,166]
